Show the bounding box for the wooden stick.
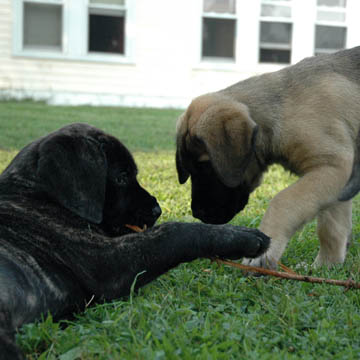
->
[214,259,360,290]
[125,224,147,232]
[278,262,298,275]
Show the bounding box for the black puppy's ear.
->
[37,134,107,224]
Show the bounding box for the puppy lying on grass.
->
[0,123,269,359]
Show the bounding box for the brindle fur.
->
[0,123,269,359]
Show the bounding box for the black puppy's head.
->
[98,131,162,235]
[27,123,161,236]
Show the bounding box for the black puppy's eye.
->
[114,172,128,186]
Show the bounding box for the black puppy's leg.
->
[0,325,24,360]
[95,223,270,299]
[0,254,86,360]
[0,314,23,360]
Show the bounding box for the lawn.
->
[1,101,360,360]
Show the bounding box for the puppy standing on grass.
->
[176,46,360,269]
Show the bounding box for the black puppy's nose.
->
[152,205,162,219]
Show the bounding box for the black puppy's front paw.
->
[212,225,270,260]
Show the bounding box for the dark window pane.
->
[23,3,62,49]
[260,22,292,44]
[202,17,235,58]
[315,25,346,50]
[259,49,291,63]
[89,14,124,54]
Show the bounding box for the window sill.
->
[194,58,237,72]
[194,59,288,73]
[12,50,135,65]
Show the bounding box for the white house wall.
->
[1,0,359,109]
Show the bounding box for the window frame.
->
[14,0,65,56]
[314,0,348,54]
[22,0,64,52]
[12,0,135,64]
[87,1,127,56]
[201,1,237,63]
[259,0,293,64]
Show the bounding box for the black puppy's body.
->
[0,124,269,359]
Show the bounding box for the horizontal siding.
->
[0,1,12,89]
[0,3,12,60]
[4,63,182,93]
[5,0,355,107]
[0,0,239,106]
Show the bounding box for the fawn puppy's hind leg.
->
[314,200,352,267]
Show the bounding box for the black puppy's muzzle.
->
[136,197,162,228]
[144,204,162,227]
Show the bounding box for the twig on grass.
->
[125,224,147,232]
[213,258,360,290]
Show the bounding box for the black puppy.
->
[0,123,269,359]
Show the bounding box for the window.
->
[315,0,347,54]
[88,0,126,54]
[259,0,293,64]
[22,1,63,52]
[201,0,236,61]
[13,0,134,63]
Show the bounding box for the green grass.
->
[0,100,181,152]
[1,101,360,359]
